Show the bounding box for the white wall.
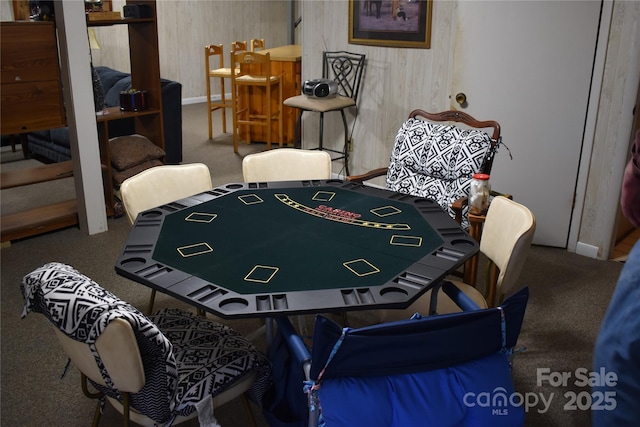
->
[0,0,12,20]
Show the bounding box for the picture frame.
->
[349,0,433,49]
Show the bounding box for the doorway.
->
[451,0,602,248]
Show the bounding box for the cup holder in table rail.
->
[219,297,250,312]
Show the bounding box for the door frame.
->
[568,0,612,255]
[570,0,640,259]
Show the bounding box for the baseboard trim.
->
[183,93,232,106]
[576,242,599,259]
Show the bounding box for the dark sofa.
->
[25,66,183,164]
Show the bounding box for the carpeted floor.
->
[1,103,625,426]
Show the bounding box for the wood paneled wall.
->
[91,0,290,100]
[297,0,455,180]
[88,0,454,182]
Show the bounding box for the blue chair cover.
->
[304,286,529,427]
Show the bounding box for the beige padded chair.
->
[242,148,332,336]
[119,163,213,313]
[54,320,257,427]
[22,263,261,427]
[380,196,536,321]
[120,163,212,224]
[242,148,332,182]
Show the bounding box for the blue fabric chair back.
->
[309,287,529,427]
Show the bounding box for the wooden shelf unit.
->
[1,200,78,243]
[0,161,78,242]
[0,161,73,189]
[96,106,164,216]
[88,0,165,217]
[85,17,155,26]
[0,0,164,242]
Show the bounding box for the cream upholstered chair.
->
[242,148,332,182]
[283,51,366,175]
[119,163,213,313]
[231,51,283,153]
[380,196,536,321]
[120,163,212,225]
[21,263,267,427]
[242,148,332,336]
[205,42,247,139]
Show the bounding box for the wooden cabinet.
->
[244,45,301,146]
[0,21,66,134]
[88,0,164,216]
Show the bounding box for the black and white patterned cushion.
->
[386,118,494,230]
[21,262,270,426]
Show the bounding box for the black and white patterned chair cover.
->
[386,118,495,230]
[21,262,270,426]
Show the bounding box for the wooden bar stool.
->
[232,40,247,53]
[250,38,265,52]
[205,44,232,139]
[204,42,247,139]
[230,51,283,153]
[284,51,365,176]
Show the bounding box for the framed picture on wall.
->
[349,0,433,49]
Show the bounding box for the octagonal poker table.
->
[115,180,478,318]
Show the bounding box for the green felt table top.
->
[153,186,444,295]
